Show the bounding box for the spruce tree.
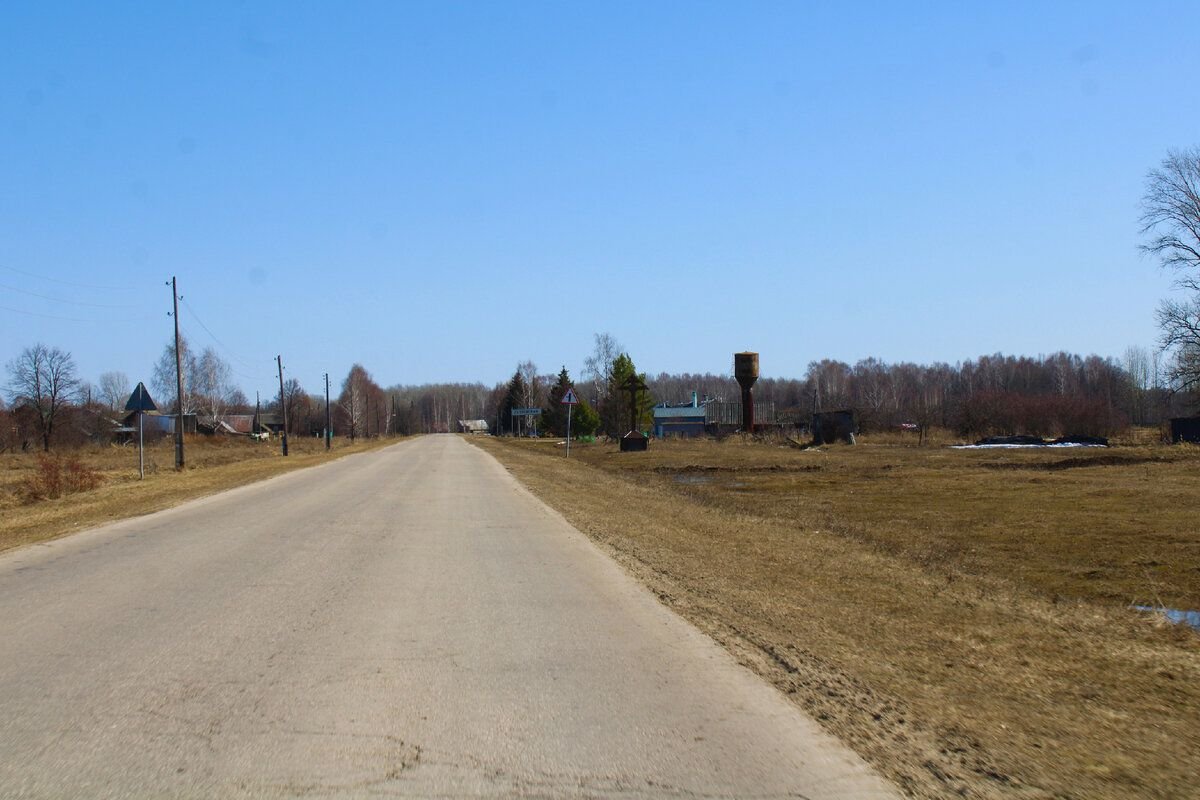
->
[500,370,527,435]
[543,366,572,435]
[601,353,654,436]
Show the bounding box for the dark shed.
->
[812,410,857,445]
[1170,416,1200,443]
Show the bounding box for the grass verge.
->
[471,433,1199,800]
[0,435,398,553]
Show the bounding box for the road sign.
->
[124,382,157,412]
[511,408,541,417]
[564,391,576,457]
[124,382,157,481]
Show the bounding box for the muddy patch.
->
[977,455,1163,472]
[655,464,823,475]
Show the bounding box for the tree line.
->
[481,336,1184,441]
[1,333,1192,453]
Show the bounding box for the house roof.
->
[653,406,706,419]
[221,415,255,434]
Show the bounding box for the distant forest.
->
[2,339,1192,452]
[387,347,1186,440]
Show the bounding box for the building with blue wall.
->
[652,393,707,438]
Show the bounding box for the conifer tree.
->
[500,370,528,435]
[600,353,654,436]
[543,366,572,436]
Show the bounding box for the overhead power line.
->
[0,303,97,323]
[0,263,126,291]
[0,281,139,309]
[179,297,265,376]
[0,302,156,324]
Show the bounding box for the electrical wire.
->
[0,281,139,309]
[177,297,249,365]
[0,303,96,323]
[178,297,264,374]
[0,263,126,292]
[0,302,156,324]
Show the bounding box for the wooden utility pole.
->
[324,372,331,450]
[170,276,185,470]
[276,355,289,456]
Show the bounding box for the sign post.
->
[510,407,541,437]
[124,382,158,480]
[561,387,579,456]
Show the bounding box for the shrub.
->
[21,455,103,502]
[954,390,1127,439]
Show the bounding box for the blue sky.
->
[2,1,1197,398]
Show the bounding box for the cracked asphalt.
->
[0,435,898,798]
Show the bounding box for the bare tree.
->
[5,344,80,452]
[1141,147,1200,392]
[227,387,251,413]
[98,371,130,411]
[337,364,383,439]
[582,332,622,404]
[152,335,197,414]
[193,347,234,427]
[1122,345,1153,424]
[1156,300,1200,392]
[281,377,308,434]
[516,360,542,410]
[805,359,852,411]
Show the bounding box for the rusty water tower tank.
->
[734,352,759,432]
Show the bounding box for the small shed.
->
[1170,416,1200,443]
[197,419,245,436]
[220,414,256,435]
[458,419,490,435]
[253,412,284,435]
[121,411,197,435]
[812,410,857,445]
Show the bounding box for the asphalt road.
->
[0,435,898,798]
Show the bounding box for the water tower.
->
[734,352,759,433]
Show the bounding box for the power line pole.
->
[324,372,331,450]
[276,355,289,456]
[169,276,185,470]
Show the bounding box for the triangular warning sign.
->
[124,382,158,412]
[561,388,579,405]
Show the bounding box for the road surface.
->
[0,435,897,798]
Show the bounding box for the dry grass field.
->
[0,434,397,553]
[472,432,1200,800]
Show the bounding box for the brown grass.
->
[471,431,1200,800]
[0,435,398,553]
[19,454,104,501]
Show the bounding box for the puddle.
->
[673,474,713,485]
[1132,606,1200,630]
[951,443,1107,450]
